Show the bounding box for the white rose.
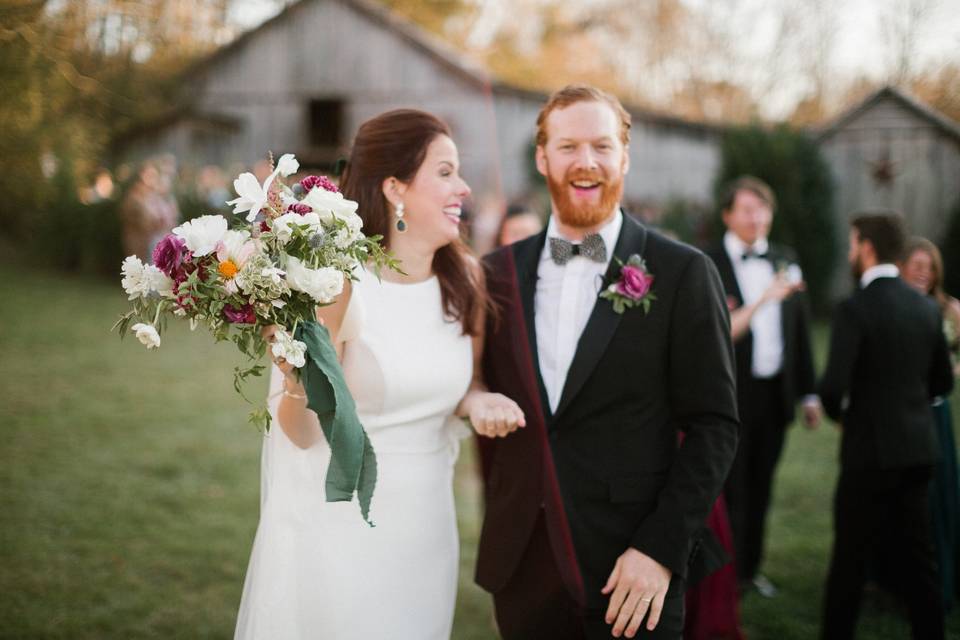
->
[272,211,322,244]
[131,323,161,349]
[285,256,344,304]
[276,153,299,177]
[173,215,228,257]
[300,187,359,224]
[145,265,174,296]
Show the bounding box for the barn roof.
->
[177,0,723,137]
[817,85,960,143]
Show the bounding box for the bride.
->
[234,109,525,639]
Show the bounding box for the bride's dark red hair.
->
[339,109,489,336]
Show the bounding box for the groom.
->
[476,85,739,639]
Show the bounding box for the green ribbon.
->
[295,320,377,526]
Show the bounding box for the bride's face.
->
[393,135,471,248]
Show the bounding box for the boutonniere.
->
[599,254,656,314]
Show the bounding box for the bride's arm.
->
[454,260,525,438]
[268,280,352,449]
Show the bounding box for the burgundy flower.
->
[223,303,256,325]
[259,220,271,233]
[286,202,312,215]
[299,175,339,194]
[616,265,654,300]
[152,234,190,278]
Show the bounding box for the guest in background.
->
[819,212,953,640]
[900,236,960,612]
[497,202,544,246]
[705,176,821,598]
[119,157,180,262]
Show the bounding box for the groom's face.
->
[536,100,629,229]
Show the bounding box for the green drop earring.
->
[395,202,407,232]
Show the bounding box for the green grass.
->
[0,265,957,638]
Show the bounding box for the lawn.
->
[1,264,957,639]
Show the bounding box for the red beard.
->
[545,162,624,229]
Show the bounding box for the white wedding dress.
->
[235,270,473,639]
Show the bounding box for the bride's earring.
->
[395,202,407,232]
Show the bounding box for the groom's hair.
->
[850,210,907,263]
[536,85,631,147]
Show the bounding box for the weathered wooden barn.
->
[119,0,722,233]
[819,86,960,295]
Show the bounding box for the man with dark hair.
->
[705,175,820,597]
[819,211,953,639]
[477,84,738,639]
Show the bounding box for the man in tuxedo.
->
[819,211,952,640]
[476,85,739,639]
[704,177,821,596]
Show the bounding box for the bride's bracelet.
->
[282,379,307,400]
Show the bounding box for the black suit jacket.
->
[477,214,739,610]
[705,242,816,422]
[819,276,953,470]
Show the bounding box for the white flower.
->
[300,187,360,224]
[271,328,307,368]
[147,266,174,296]
[131,323,161,349]
[227,172,271,222]
[272,211,322,244]
[121,256,149,299]
[285,256,344,304]
[276,153,299,177]
[173,215,228,257]
[121,256,173,299]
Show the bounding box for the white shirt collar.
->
[860,263,900,288]
[724,231,769,262]
[544,208,623,261]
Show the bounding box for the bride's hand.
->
[465,391,526,438]
[261,324,298,381]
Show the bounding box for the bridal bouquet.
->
[113,153,391,523]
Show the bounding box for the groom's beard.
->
[546,163,624,229]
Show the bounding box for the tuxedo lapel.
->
[713,245,743,305]
[552,214,648,421]
[513,230,552,419]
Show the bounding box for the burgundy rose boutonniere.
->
[599,254,656,314]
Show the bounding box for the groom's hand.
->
[601,548,672,638]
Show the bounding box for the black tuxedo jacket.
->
[477,213,739,610]
[705,242,816,421]
[819,276,954,470]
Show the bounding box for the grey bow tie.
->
[549,233,608,266]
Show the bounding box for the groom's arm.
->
[630,251,739,578]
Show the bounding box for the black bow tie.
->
[741,248,769,261]
[549,234,607,266]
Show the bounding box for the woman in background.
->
[901,236,960,611]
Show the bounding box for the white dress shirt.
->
[536,210,623,412]
[724,231,785,379]
[860,263,900,288]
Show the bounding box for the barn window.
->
[309,99,344,148]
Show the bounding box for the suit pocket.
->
[607,472,665,504]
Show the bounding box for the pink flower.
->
[616,265,654,300]
[223,303,256,325]
[300,175,339,194]
[152,234,190,278]
[286,202,312,215]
